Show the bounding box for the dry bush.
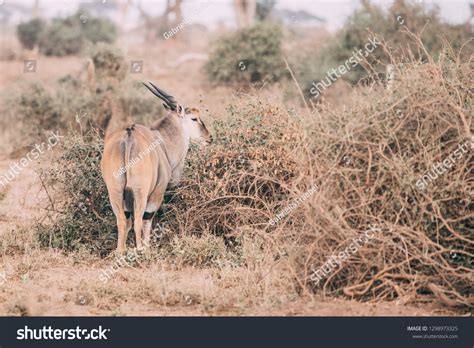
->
[294,0,473,95]
[4,44,162,145]
[174,42,472,309]
[0,226,39,257]
[35,94,309,260]
[162,95,308,238]
[35,132,117,257]
[165,234,229,268]
[293,43,473,308]
[34,40,472,311]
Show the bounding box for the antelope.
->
[101,82,212,252]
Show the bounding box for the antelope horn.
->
[143,82,178,111]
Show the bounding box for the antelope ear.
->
[187,108,200,117]
[191,108,201,116]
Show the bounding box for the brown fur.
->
[101,104,211,252]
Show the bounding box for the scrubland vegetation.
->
[0,0,472,315]
[17,9,116,56]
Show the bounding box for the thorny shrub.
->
[36,42,472,311]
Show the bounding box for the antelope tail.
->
[123,125,135,212]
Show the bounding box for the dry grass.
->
[158,41,473,310]
[291,43,473,307]
[1,28,472,315]
[35,41,473,313]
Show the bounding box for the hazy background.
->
[0,0,472,316]
[1,0,472,31]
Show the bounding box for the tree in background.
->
[16,10,117,56]
[295,0,473,98]
[205,22,286,85]
[256,0,276,21]
[234,0,256,27]
[17,18,45,50]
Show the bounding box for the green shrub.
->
[39,16,84,56]
[16,18,46,50]
[8,43,164,139]
[14,82,64,132]
[23,10,118,56]
[80,16,117,44]
[205,22,286,85]
[296,0,473,96]
[9,79,97,135]
[36,133,117,257]
[256,0,276,21]
[90,43,126,81]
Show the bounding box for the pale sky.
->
[2,0,472,31]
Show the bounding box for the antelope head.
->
[143,82,212,145]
